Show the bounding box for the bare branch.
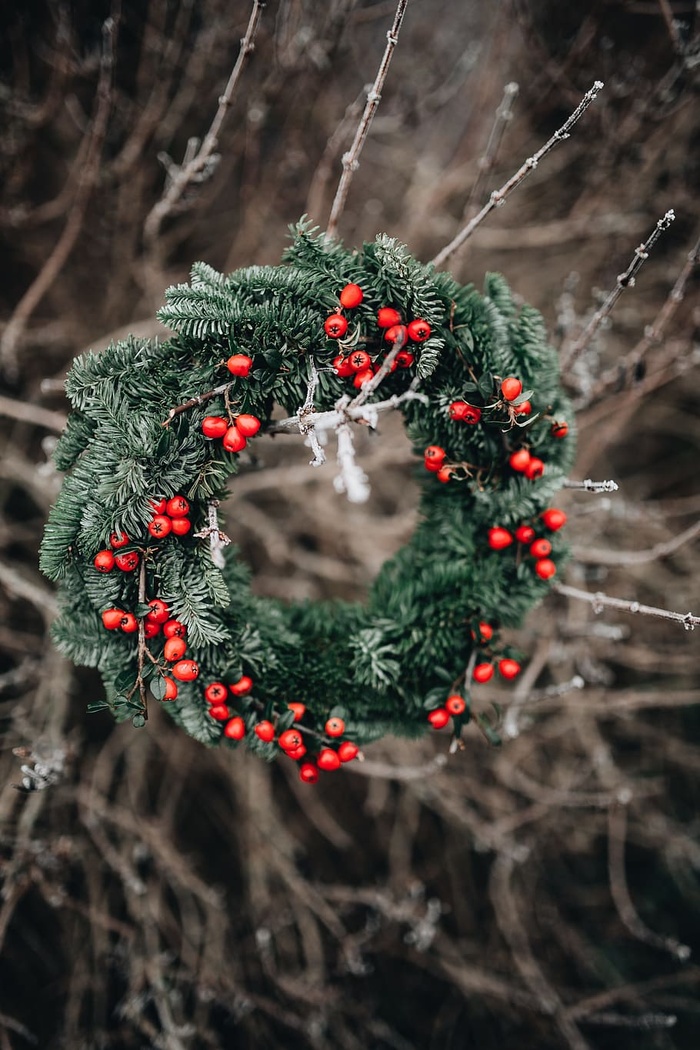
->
[460,81,519,223]
[564,478,619,493]
[554,582,699,629]
[574,518,700,566]
[0,394,67,434]
[430,81,604,268]
[326,0,410,238]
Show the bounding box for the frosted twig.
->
[574,518,700,567]
[162,381,232,425]
[657,0,684,53]
[430,81,604,268]
[554,582,699,629]
[143,0,264,249]
[564,478,619,493]
[562,210,676,369]
[608,803,691,960]
[326,0,410,238]
[269,387,428,436]
[334,419,370,503]
[462,81,519,220]
[194,500,231,569]
[298,358,325,466]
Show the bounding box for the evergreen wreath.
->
[40,221,575,780]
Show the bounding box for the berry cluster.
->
[201,411,261,453]
[323,283,432,388]
[487,507,567,580]
[148,495,193,539]
[93,530,140,573]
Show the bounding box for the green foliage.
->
[42,225,576,760]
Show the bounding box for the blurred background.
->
[0,1,699,1047]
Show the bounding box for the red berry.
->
[325,717,345,738]
[377,307,401,328]
[147,599,169,624]
[255,721,275,743]
[395,349,415,369]
[288,702,306,721]
[201,416,228,439]
[284,744,306,760]
[498,658,521,680]
[226,354,253,377]
[101,608,124,630]
[487,527,513,551]
[384,324,408,344]
[339,283,363,308]
[115,551,139,572]
[446,694,466,716]
[170,517,191,537]
[279,729,303,752]
[163,619,187,639]
[525,457,545,480]
[148,515,172,539]
[551,421,569,439]
[508,449,531,472]
[427,707,450,729]
[436,466,452,483]
[235,414,261,437]
[337,741,360,763]
[353,369,375,389]
[333,355,354,377]
[516,400,532,416]
[149,498,167,515]
[120,613,139,634]
[93,550,115,573]
[208,704,230,721]
[473,663,494,683]
[449,401,481,424]
[224,716,246,740]
[424,445,446,467]
[299,762,319,783]
[534,558,556,580]
[162,677,178,701]
[515,525,535,544]
[348,349,371,373]
[166,496,190,518]
[109,530,129,549]
[163,637,187,662]
[223,426,247,453]
[324,313,348,339]
[407,318,431,342]
[541,508,567,531]
[172,660,199,682]
[471,621,493,643]
[144,620,161,639]
[500,377,522,402]
[530,538,552,558]
[230,675,253,697]
[204,682,228,704]
[317,748,341,771]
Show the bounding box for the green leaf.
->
[276,709,296,731]
[114,669,135,693]
[87,700,110,713]
[150,676,167,701]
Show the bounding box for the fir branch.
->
[430,81,604,268]
[326,0,410,238]
[554,583,700,629]
[143,0,264,251]
[562,210,676,370]
[564,478,619,493]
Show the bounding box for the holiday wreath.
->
[40,222,575,780]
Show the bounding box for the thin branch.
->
[326,0,410,238]
[461,81,519,222]
[657,0,684,52]
[564,478,619,493]
[136,558,149,720]
[162,381,232,426]
[554,582,700,629]
[143,0,264,250]
[574,518,700,566]
[562,209,676,369]
[193,500,231,569]
[0,394,67,434]
[430,80,604,268]
[345,754,448,781]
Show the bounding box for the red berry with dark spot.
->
[516,400,532,416]
[163,637,187,662]
[551,421,569,439]
[163,619,187,639]
[115,551,139,572]
[395,349,415,369]
[449,401,481,424]
[102,608,124,631]
[407,319,431,342]
[226,354,253,377]
[279,729,304,752]
[224,716,246,740]
[144,620,161,639]
[498,658,521,680]
[299,762,319,783]
[202,416,228,439]
[162,677,178,701]
[325,717,345,738]
[424,445,446,468]
[348,349,371,373]
[110,531,129,549]
[377,307,401,328]
[530,538,552,558]
[488,527,513,551]
[317,748,341,771]
[324,313,348,338]
[427,707,450,729]
[149,498,167,515]
[541,508,567,531]
[166,496,190,518]
[509,449,531,472]
[446,694,466,716]
[525,457,545,480]
[94,550,115,572]
[230,675,253,696]
[436,466,452,483]
[286,744,307,761]
[500,377,522,401]
[333,355,354,377]
[147,599,169,624]
[384,324,407,344]
[120,613,138,634]
[473,663,494,683]
[353,368,374,388]
[148,515,172,539]
[204,682,228,704]
[255,721,275,743]
[339,283,363,308]
[172,660,199,682]
[337,741,360,763]
[170,517,191,537]
[515,525,536,544]
[534,558,556,580]
[235,414,261,437]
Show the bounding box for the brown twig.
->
[430,80,604,268]
[0,394,67,434]
[143,0,264,252]
[460,81,519,223]
[657,0,684,53]
[162,381,233,426]
[554,582,699,629]
[326,0,410,238]
[136,558,148,720]
[574,517,700,566]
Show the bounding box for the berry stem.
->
[162,381,234,426]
